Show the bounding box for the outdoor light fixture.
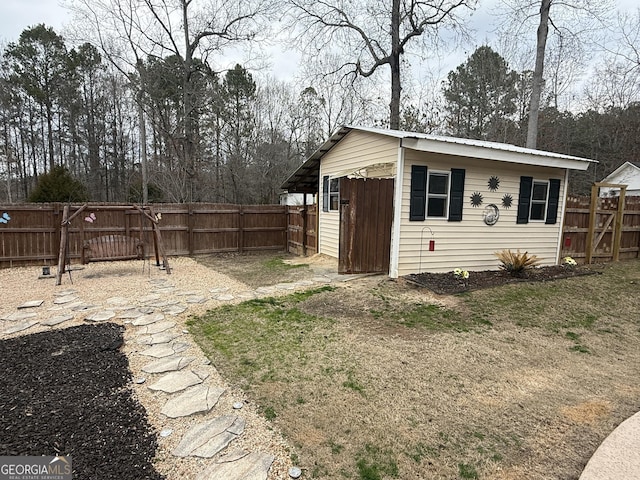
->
[42,266,50,276]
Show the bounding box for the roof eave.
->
[401,137,595,171]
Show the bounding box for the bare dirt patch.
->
[194,251,315,288]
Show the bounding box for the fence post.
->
[586,184,599,264]
[238,205,244,253]
[613,186,626,262]
[188,203,194,255]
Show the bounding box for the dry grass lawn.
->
[188,255,640,480]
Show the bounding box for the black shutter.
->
[546,178,561,224]
[322,175,329,212]
[409,165,427,221]
[517,176,533,224]
[448,168,465,222]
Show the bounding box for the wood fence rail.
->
[0,203,295,268]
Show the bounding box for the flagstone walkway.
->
[0,262,355,480]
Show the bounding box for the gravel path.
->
[0,257,308,479]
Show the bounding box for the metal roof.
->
[280,125,597,193]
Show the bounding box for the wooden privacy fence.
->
[561,192,640,263]
[0,203,302,268]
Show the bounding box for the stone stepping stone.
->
[276,283,297,290]
[295,280,314,287]
[137,320,175,335]
[153,286,176,294]
[53,295,78,305]
[85,310,116,322]
[176,290,201,296]
[54,289,77,296]
[210,287,230,294]
[132,313,165,326]
[148,369,207,393]
[142,356,195,374]
[138,307,155,314]
[140,342,190,358]
[41,313,74,326]
[117,309,144,319]
[186,296,207,304]
[312,276,332,283]
[163,305,187,315]
[2,320,39,334]
[172,415,240,457]
[139,294,162,304]
[106,296,130,306]
[137,332,181,345]
[1,311,37,322]
[195,452,275,480]
[70,303,97,312]
[215,294,235,302]
[108,304,139,312]
[218,450,250,463]
[161,384,225,418]
[255,286,276,294]
[236,292,257,300]
[18,300,44,309]
[149,300,179,309]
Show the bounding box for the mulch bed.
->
[405,265,598,295]
[0,323,164,480]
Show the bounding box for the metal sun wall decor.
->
[470,192,484,207]
[488,175,500,191]
[501,194,513,209]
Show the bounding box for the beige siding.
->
[318,130,399,258]
[397,150,566,275]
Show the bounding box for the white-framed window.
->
[329,178,339,211]
[426,171,450,218]
[322,176,340,212]
[530,180,549,221]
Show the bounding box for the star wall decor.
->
[488,176,500,191]
[502,193,513,209]
[470,192,484,207]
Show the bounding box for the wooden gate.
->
[585,183,627,263]
[338,178,394,274]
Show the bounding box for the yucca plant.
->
[494,249,541,277]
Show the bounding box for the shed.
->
[599,162,640,197]
[281,126,595,278]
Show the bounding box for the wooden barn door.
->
[339,178,394,274]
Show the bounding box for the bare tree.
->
[497,0,613,148]
[288,0,474,130]
[67,0,275,202]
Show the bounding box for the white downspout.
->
[389,140,405,278]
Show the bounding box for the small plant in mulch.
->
[453,268,470,289]
[562,256,578,269]
[494,249,541,277]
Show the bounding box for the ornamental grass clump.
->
[494,249,541,277]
